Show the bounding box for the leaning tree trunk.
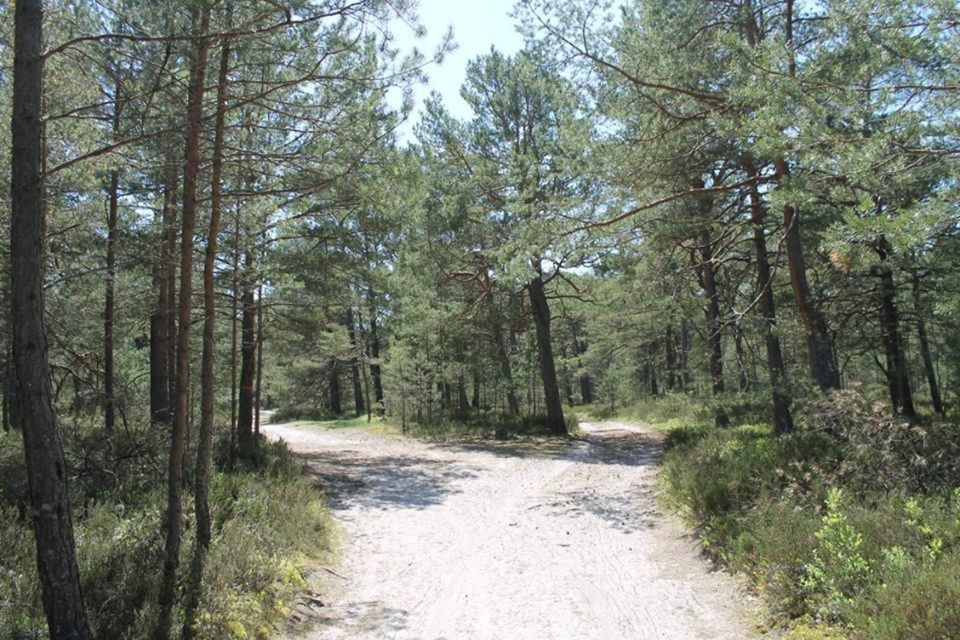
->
[912,269,943,414]
[775,167,840,392]
[156,8,211,639]
[528,276,566,434]
[746,169,794,433]
[10,0,93,636]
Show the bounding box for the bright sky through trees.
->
[389,0,524,141]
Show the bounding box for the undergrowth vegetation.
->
[0,428,331,639]
[657,388,960,639]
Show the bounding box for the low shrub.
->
[661,387,960,638]
[0,428,331,639]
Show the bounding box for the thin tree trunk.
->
[912,269,943,414]
[528,277,566,434]
[229,197,240,459]
[11,0,93,635]
[156,9,211,638]
[457,374,469,418]
[494,323,520,416]
[680,319,692,389]
[237,250,257,460]
[255,283,264,436]
[184,48,228,638]
[185,35,231,638]
[698,228,730,427]
[346,308,364,415]
[875,243,915,419]
[150,155,177,424]
[329,358,342,415]
[103,79,122,436]
[665,325,677,391]
[366,291,384,412]
[745,170,794,433]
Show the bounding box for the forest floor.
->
[262,418,763,640]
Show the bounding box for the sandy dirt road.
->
[263,420,761,640]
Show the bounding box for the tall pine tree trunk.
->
[156,9,211,638]
[255,283,264,436]
[11,0,93,635]
[528,277,566,434]
[745,169,793,433]
[698,228,729,427]
[346,308,364,415]
[875,243,915,419]
[103,78,121,436]
[495,323,520,416]
[184,34,230,638]
[237,250,257,460]
[912,270,943,414]
[366,291,384,412]
[150,155,177,424]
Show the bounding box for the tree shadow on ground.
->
[443,428,662,468]
[296,449,478,511]
[541,486,661,534]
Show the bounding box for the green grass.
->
[0,431,332,640]
[658,395,960,639]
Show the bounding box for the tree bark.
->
[328,358,343,415]
[874,243,915,419]
[664,325,677,392]
[680,319,692,389]
[366,291,384,412]
[237,250,257,460]
[528,277,566,434]
[156,8,211,638]
[697,228,730,427]
[103,78,122,436]
[150,155,177,424]
[183,33,230,639]
[346,308,364,415]
[229,197,240,458]
[195,31,230,555]
[11,0,93,636]
[745,168,794,433]
[457,374,469,417]
[494,324,520,416]
[776,159,841,391]
[912,270,943,414]
[255,283,264,436]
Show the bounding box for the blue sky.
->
[389,0,525,142]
